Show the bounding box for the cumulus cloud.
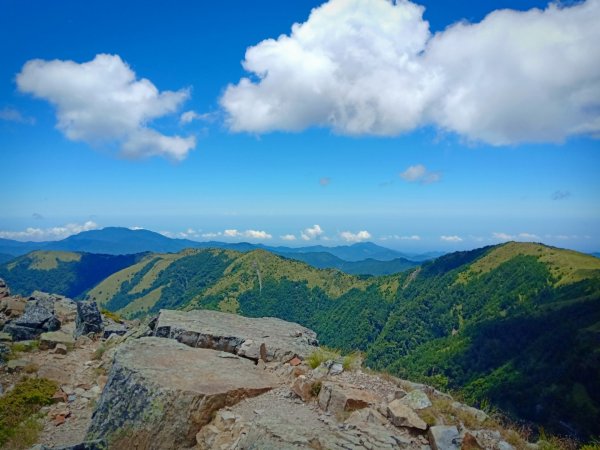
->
[301,224,324,241]
[399,164,442,184]
[0,221,99,241]
[281,234,297,241]
[16,54,195,160]
[207,229,273,239]
[340,230,372,242]
[552,190,571,200]
[0,107,35,124]
[492,232,514,241]
[441,235,463,242]
[221,0,600,145]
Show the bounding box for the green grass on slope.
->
[457,242,600,286]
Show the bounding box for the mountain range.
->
[0,227,432,276]
[1,239,599,437]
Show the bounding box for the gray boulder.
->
[429,425,461,450]
[3,293,61,341]
[75,301,104,337]
[87,337,277,449]
[152,309,318,362]
[102,322,127,339]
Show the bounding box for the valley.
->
[1,238,599,439]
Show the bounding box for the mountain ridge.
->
[0,227,433,263]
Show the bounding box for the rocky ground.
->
[1,279,534,450]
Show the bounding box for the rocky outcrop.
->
[0,278,9,298]
[3,293,61,341]
[151,309,318,362]
[87,337,278,449]
[75,301,103,337]
[318,381,382,416]
[39,330,76,350]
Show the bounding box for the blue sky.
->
[1,0,599,252]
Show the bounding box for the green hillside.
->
[3,242,599,437]
[92,242,600,437]
[0,250,145,298]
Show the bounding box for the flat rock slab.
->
[153,309,318,362]
[87,337,278,449]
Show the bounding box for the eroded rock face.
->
[152,309,318,362]
[3,293,61,341]
[87,337,278,449]
[75,301,103,337]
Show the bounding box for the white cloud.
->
[0,221,99,242]
[441,235,463,242]
[281,234,297,241]
[244,230,273,239]
[301,224,324,241]
[340,230,372,243]
[400,235,421,241]
[201,232,220,238]
[400,164,426,181]
[129,226,145,230]
[221,229,272,239]
[492,232,514,241]
[0,107,35,124]
[180,110,215,124]
[221,0,600,145]
[16,54,196,160]
[399,164,442,184]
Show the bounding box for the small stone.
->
[257,359,266,370]
[428,425,460,450]
[400,390,432,410]
[0,332,12,342]
[462,432,484,450]
[289,356,302,366]
[7,359,28,372]
[329,363,344,375]
[217,351,239,359]
[54,414,66,426]
[54,343,68,355]
[387,399,427,431]
[52,390,68,403]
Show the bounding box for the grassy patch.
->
[342,351,363,371]
[11,341,39,354]
[0,377,57,447]
[101,308,123,323]
[456,242,600,287]
[28,251,81,270]
[306,347,341,369]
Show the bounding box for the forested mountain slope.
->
[2,242,599,436]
